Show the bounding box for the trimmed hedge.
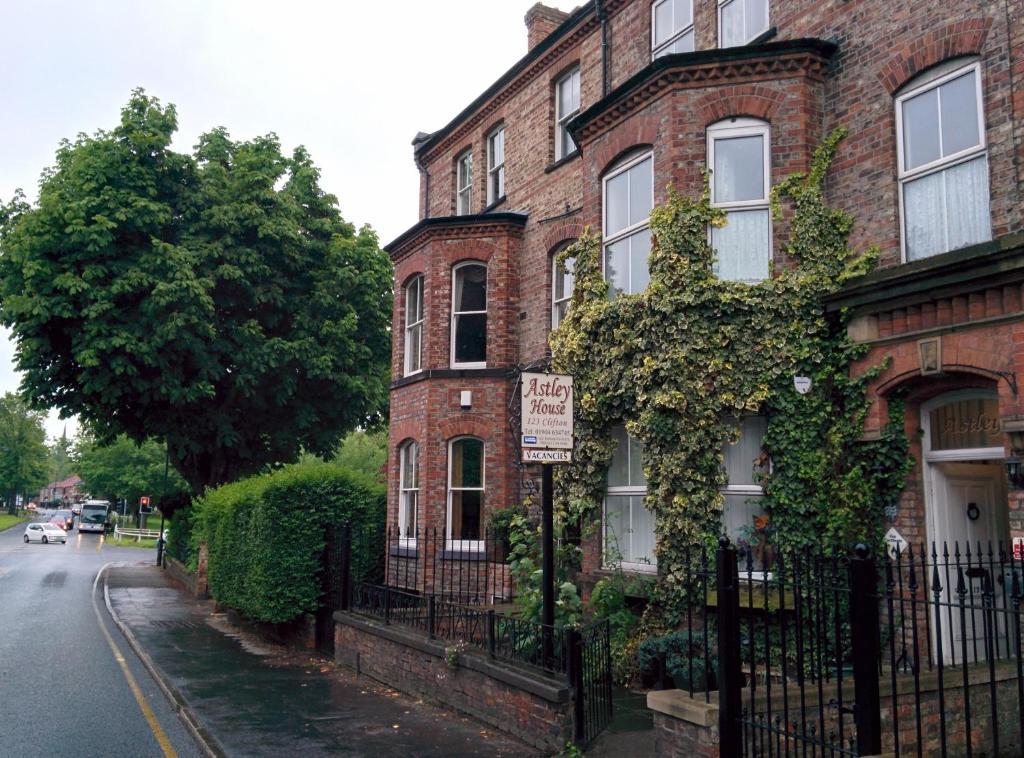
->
[192,460,384,623]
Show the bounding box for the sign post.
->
[521,372,573,665]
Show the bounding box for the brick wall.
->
[334,611,573,753]
[388,0,1024,581]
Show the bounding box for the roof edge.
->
[413,2,596,159]
[384,212,530,256]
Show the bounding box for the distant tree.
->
[47,429,74,483]
[0,393,49,512]
[75,434,188,512]
[0,91,391,504]
[332,429,387,483]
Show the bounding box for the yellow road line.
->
[92,565,177,758]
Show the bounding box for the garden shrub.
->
[165,505,196,568]
[638,630,717,692]
[193,460,385,623]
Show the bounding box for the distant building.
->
[39,475,83,504]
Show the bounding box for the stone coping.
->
[334,610,570,703]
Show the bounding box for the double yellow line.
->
[92,565,177,758]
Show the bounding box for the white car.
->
[23,523,68,544]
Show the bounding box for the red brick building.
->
[384,1,1024,582]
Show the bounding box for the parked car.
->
[50,510,74,531]
[26,502,38,512]
[23,523,68,544]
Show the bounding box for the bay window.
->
[451,263,487,367]
[603,152,653,297]
[403,275,424,376]
[604,426,656,572]
[398,441,419,542]
[896,60,990,261]
[708,119,771,283]
[448,437,485,549]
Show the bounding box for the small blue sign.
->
[523,435,537,444]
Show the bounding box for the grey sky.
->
[0,0,574,440]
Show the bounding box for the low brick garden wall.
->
[164,554,207,598]
[334,611,573,753]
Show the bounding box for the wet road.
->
[0,515,202,758]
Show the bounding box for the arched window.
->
[448,437,485,548]
[604,426,656,572]
[896,60,990,261]
[603,151,653,298]
[398,440,419,541]
[403,275,424,376]
[551,246,575,328]
[451,262,487,368]
[708,118,771,283]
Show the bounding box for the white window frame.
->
[450,262,487,369]
[487,126,505,206]
[651,0,695,59]
[551,251,575,328]
[895,60,989,263]
[555,66,581,161]
[446,436,485,552]
[398,440,419,544]
[707,118,772,283]
[403,275,424,376]
[456,149,473,215]
[602,151,654,297]
[718,0,770,48]
[721,416,769,574]
[603,428,657,573]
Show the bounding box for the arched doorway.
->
[921,389,1009,660]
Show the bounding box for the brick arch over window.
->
[590,121,660,177]
[693,86,785,127]
[391,421,421,445]
[394,256,426,288]
[437,418,495,442]
[543,221,583,253]
[442,239,498,266]
[877,18,992,94]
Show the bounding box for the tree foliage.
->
[0,393,49,510]
[75,433,188,509]
[330,429,386,483]
[0,91,392,498]
[47,431,74,483]
[550,131,911,629]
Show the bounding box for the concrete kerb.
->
[98,563,226,758]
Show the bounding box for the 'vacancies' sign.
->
[521,373,573,456]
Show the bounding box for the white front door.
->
[928,462,1009,663]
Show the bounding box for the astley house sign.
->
[929,397,1001,451]
[521,372,573,463]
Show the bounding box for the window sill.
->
[545,151,581,174]
[390,367,510,389]
[482,197,507,213]
[389,544,418,558]
[440,548,489,562]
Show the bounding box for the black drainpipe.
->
[596,0,610,96]
[414,151,429,220]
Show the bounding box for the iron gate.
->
[569,618,614,746]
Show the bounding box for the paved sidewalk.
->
[105,564,534,757]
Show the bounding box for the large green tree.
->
[0,393,49,512]
[75,433,188,512]
[0,91,391,500]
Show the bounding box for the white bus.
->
[78,500,110,533]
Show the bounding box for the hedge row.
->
[190,460,385,623]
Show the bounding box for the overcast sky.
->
[0,0,576,440]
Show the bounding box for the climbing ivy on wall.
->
[550,130,911,628]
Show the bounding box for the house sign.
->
[885,527,907,559]
[521,372,573,462]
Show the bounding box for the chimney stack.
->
[525,3,569,51]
